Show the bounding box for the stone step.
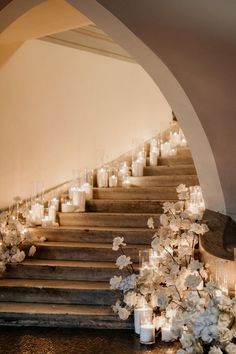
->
[93,187,177,200]
[86,199,165,213]
[31,242,147,262]
[4,259,137,281]
[0,302,133,329]
[144,164,196,176]
[31,226,156,244]
[0,279,115,306]
[129,175,198,187]
[58,212,160,227]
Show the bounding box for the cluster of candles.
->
[187,186,205,216]
[28,194,60,227]
[96,163,131,188]
[160,129,187,158]
[134,249,175,345]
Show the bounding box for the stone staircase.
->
[0,147,198,328]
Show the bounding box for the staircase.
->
[0,147,198,328]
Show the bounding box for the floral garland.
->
[110,185,236,354]
[0,198,45,272]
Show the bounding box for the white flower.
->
[112,300,121,313]
[219,327,233,344]
[184,274,202,289]
[151,236,160,250]
[163,202,175,213]
[176,184,188,193]
[189,260,203,271]
[115,255,132,270]
[209,347,223,354]
[180,333,196,350]
[28,245,36,257]
[157,291,169,309]
[118,307,130,320]
[147,217,154,229]
[10,249,25,263]
[160,214,169,227]
[204,281,218,294]
[124,291,137,307]
[190,223,209,235]
[181,219,192,230]
[119,274,137,292]
[110,275,122,290]
[225,343,236,354]
[112,237,126,251]
[0,262,6,273]
[169,217,181,232]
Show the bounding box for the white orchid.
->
[124,291,137,307]
[115,255,132,270]
[112,237,126,251]
[225,343,236,354]
[185,274,202,289]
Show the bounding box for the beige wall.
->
[0,39,171,208]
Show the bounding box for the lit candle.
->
[122,175,131,188]
[170,131,181,148]
[31,203,44,225]
[50,197,59,211]
[132,159,144,177]
[149,150,158,166]
[134,307,153,335]
[140,323,155,345]
[48,204,56,223]
[161,324,174,342]
[42,216,53,227]
[81,182,93,200]
[61,202,75,213]
[161,142,171,157]
[109,175,118,188]
[169,148,177,156]
[97,167,108,188]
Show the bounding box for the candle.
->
[81,182,93,200]
[48,204,56,223]
[50,197,59,211]
[149,150,158,166]
[42,216,53,227]
[140,323,155,344]
[76,190,86,212]
[134,307,153,334]
[161,142,171,157]
[61,202,75,213]
[97,167,108,188]
[122,176,131,188]
[31,203,44,225]
[132,160,143,177]
[161,325,174,342]
[170,131,181,148]
[109,175,118,188]
[169,148,177,156]
[180,137,187,147]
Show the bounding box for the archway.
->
[0,0,227,215]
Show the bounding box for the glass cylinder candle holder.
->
[140,313,155,345]
[161,320,175,342]
[118,162,130,186]
[132,159,144,177]
[122,175,131,188]
[108,168,118,188]
[97,167,108,188]
[170,131,181,148]
[149,149,159,166]
[149,249,161,267]
[134,304,153,335]
[160,141,171,157]
[48,203,57,223]
[169,148,177,156]
[31,202,44,225]
[61,196,75,213]
[139,249,152,275]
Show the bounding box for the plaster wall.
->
[0,39,171,208]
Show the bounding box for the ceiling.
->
[40,24,134,63]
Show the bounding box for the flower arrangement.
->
[110,184,236,353]
[0,197,45,272]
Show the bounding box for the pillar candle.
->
[81,182,93,200]
[140,323,155,344]
[97,168,108,188]
[61,202,75,213]
[161,325,174,342]
[31,203,44,225]
[48,204,56,223]
[132,160,143,177]
[134,307,153,334]
[50,197,59,211]
[109,175,118,188]
[149,151,158,166]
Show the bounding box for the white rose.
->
[112,237,126,251]
[118,307,130,320]
[115,255,132,270]
[110,275,122,290]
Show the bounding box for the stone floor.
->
[0,327,180,354]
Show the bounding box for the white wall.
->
[0,39,171,208]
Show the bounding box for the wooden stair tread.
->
[14,259,138,269]
[35,225,159,232]
[35,241,148,249]
[0,279,110,289]
[0,302,114,316]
